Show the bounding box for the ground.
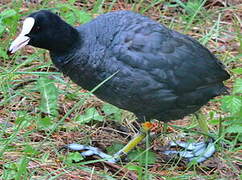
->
[0,0,241,179]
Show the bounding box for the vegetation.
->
[0,0,241,179]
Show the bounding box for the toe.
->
[170,141,206,150]
[63,143,118,163]
[163,140,216,163]
[66,143,87,151]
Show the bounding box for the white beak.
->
[8,17,35,54]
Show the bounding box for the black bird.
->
[8,10,230,163]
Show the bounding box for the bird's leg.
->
[164,114,215,163]
[113,122,152,160]
[63,122,153,163]
[162,122,168,133]
[196,113,209,138]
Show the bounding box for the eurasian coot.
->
[8,10,230,163]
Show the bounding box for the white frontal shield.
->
[8,17,35,53]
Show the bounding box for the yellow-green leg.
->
[196,113,209,137]
[113,122,153,161]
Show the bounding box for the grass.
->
[0,0,241,179]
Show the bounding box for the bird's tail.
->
[218,85,230,96]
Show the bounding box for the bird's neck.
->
[50,23,81,53]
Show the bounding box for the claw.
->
[164,139,215,163]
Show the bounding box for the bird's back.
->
[52,11,230,122]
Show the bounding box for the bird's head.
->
[8,10,79,54]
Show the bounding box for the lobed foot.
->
[163,139,215,163]
[63,139,215,164]
[63,131,148,164]
[63,143,120,163]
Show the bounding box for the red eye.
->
[32,26,40,33]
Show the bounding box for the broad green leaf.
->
[37,117,53,129]
[221,95,242,114]
[233,78,242,94]
[223,117,242,125]
[0,24,5,35]
[16,157,29,179]
[125,164,143,179]
[238,134,242,142]
[15,111,33,128]
[24,145,39,155]
[64,11,77,25]
[125,164,142,172]
[37,77,58,116]
[92,0,105,14]
[3,163,17,169]
[0,47,8,59]
[78,11,92,23]
[56,4,92,24]
[102,103,122,121]
[209,119,219,125]
[226,124,242,133]
[102,104,120,115]
[66,152,84,163]
[106,143,124,154]
[65,93,78,100]
[173,0,205,16]
[56,3,73,11]
[75,107,103,124]
[0,9,17,19]
[128,149,156,165]
[2,169,16,180]
[68,0,76,4]
[231,68,242,75]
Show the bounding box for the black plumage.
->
[14,10,230,122]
